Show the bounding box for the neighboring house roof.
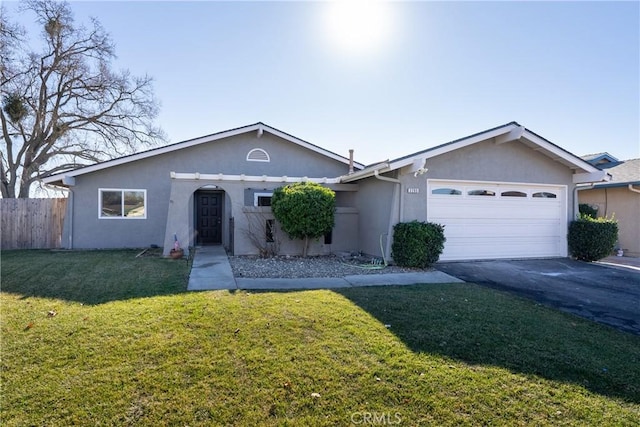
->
[581,152,620,166]
[42,122,365,186]
[342,122,608,184]
[586,158,640,189]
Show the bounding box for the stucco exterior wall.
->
[57,128,589,261]
[353,140,577,261]
[238,207,359,256]
[65,159,172,250]
[162,178,358,256]
[353,175,398,259]
[399,139,575,224]
[62,131,353,252]
[579,187,640,257]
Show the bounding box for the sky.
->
[6,0,640,166]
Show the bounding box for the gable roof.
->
[581,152,620,167]
[42,122,364,186]
[342,122,609,184]
[588,158,640,188]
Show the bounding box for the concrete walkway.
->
[187,246,237,291]
[597,256,640,272]
[187,246,463,291]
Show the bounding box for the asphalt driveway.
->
[437,259,640,335]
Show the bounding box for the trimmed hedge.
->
[391,221,446,268]
[271,182,335,257]
[568,216,618,261]
[578,203,598,219]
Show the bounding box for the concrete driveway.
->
[437,258,640,335]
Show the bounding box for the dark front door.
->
[196,191,222,245]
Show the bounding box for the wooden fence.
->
[1,198,67,250]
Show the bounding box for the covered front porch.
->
[161,172,360,258]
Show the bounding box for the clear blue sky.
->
[8,0,640,165]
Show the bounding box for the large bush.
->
[568,216,618,261]
[391,221,446,268]
[578,203,598,219]
[271,182,335,257]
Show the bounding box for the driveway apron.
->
[437,258,640,335]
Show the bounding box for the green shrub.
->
[568,216,618,261]
[391,221,446,268]
[271,182,335,257]
[578,203,599,219]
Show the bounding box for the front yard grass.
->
[1,250,639,425]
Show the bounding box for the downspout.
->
[67,188,74,249]
[373,169,401,185]
[374,169,402,263]
[628,184,640,194]
[60,176,76,249]
[374,169,402,218]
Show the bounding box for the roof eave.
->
[387,124,524,172]
[519,131,602,175]
[587,180,640,189]
[386,122,521,170]
[340,161,391,182]
[42,174,76,186]
[340,123,607,184]
[42,122,365,182]
[572,170,612,184]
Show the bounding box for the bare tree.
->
[243,209,281,258]
[1,0,164,198]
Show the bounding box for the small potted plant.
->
[170,234,184,259]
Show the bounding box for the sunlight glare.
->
[324,1,395,57]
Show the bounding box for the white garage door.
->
[427,180,567,261]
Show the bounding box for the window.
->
[99,189,146,219]
[247,148,270,162]
[532,192,557,199]
[254,192,273,207]
[266,219,275,243]
[501,191,527,197]
[432,188,462,195]
[324,229,333,245]
[468,189,495,196]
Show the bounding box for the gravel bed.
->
[229,254,426,279]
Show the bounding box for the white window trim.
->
[428,179,564,201]
[99,188,147,219]
[246,148,270,162]
[253,191,273,207]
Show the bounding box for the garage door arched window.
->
[468,189,495,196]
[532,191,557,199]
[501,191,527,198]
[432,188,462,195]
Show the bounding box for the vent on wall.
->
[247,148,270,162]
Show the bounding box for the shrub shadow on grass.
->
[335,283,640,404]
[1,249,190,305]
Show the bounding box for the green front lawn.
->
[1,250,639,425]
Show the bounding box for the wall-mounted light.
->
[413,167,428,177]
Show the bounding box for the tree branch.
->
[2,0,164,197]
